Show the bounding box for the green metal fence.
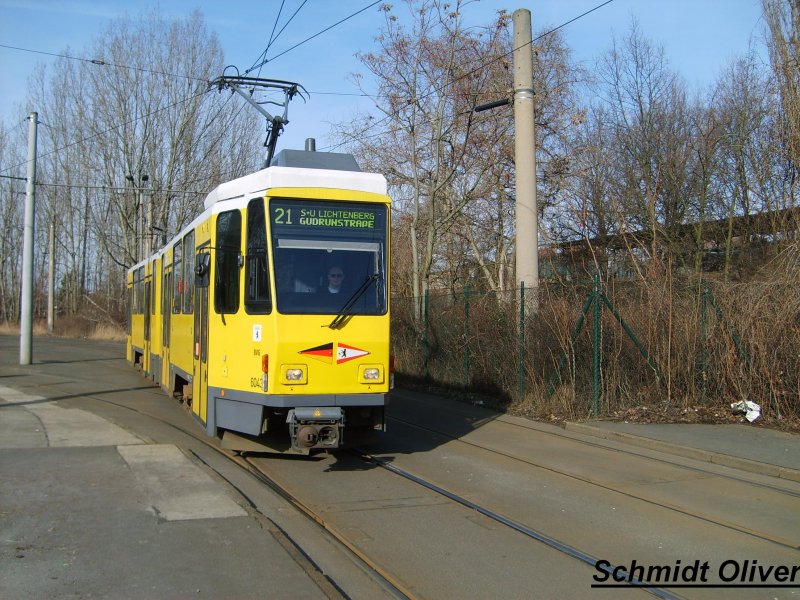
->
[391,276,799,421]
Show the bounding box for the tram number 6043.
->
[250,377,261,389]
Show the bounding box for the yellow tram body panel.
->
[127,150,391,453]
[159,245,174,388]
[127,266,149,370]
[191,219,212,423]
[125,271,134,364]
[207,186,391,400]
[148,256,162,378]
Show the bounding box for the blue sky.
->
[0,0,766,153]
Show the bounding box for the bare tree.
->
[592,20,696,272]
[23,8,262,320]
[343,1,509,313]
[336,0,579,307]
[764,0,800,176]
[0,121,26,324]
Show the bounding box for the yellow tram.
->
[127,148,392,453]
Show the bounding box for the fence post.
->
[423,288,430,379]
[593,272,601,417]
[463,285,470,388]
[700,280,708,403]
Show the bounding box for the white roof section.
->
[203,165,388,210]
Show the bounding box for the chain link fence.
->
[391,277,800,422]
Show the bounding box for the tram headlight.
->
[358,365,384,384]
[281,365,307,385]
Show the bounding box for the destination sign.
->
[270,200,385,233]
[298,207,375,228]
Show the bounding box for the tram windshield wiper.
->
[327,273,379,329]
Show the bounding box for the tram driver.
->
[323,266,345,294]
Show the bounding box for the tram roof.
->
[203,164,388,210]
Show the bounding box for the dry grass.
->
[0,318,126,342]
[393,264,800,427]
[0,322,48,336]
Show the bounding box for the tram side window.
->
[150,260,157,315]
[136,266,145,314]
[172,240,182,314]
[183,230,194,313]
[131,275,138,315]
[245,198,271,314]
[215,209,241,314]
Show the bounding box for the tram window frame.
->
[183,230,195,314]
[126,284,132,334]
[163,265,172,347]
[136,266,145,314]
[215,209,242,314]
[172,239,182,314]
[131,275,138,315]
[150,259,157,316]
[245,198,271,314]
[269,199,388,316]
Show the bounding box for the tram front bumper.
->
[287,407,344,453]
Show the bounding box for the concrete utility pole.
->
[512,9,539,293]
[126,173,149,262]
[146,186,154,258]
[20,112,38,365]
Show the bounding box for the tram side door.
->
[162,267,172,390]
[143,279,151,376]
[192,248,211,424]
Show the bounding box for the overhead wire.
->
[33,181,206,195]
[1,0,613,182]
[0,2,307,184]
[0,43,207,83]
[266,0,309,51]
[0,2,393,208]
[18,89,262,196]
[0,39,218,177]
[247,0,383,72]
[0,43,257,182]
[250,0,310,78]
[1,1,384,173]
[0,90,208,178]
[249,0,286,78]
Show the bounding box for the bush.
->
[392,273,800,426]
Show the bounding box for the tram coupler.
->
[287,407,344,454]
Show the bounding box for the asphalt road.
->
[2,335,798,599]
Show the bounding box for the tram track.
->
[5,346,798,599]
[8,376,666,598]
[86,390,678,598]
[93,398,683,600]
[83,394,412,600]
[407,412,800,498]
[350,449,684,600]
[3,368,405,600]
[385,414,800,551]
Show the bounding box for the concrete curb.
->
[564,422,800,483]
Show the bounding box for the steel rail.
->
[49,387,415,600]
[354,450,685,600]
[386,414,800,550]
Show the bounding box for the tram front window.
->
[269,199,387,315]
